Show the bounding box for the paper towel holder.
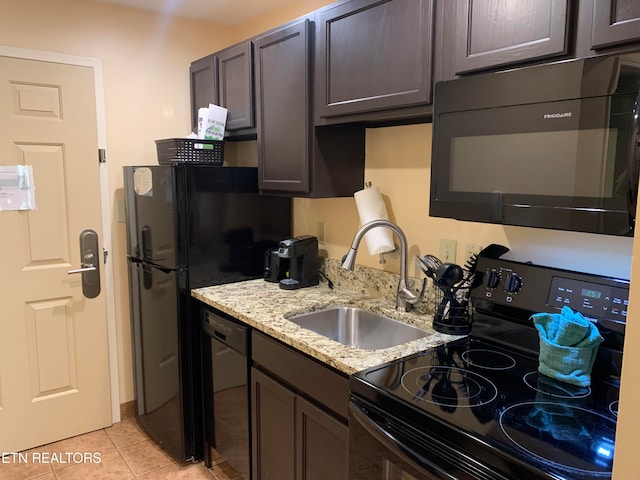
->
[378,246,400,264]
[361,182,399,263]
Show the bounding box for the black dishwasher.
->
[202,307,250,479]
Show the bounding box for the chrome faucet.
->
[341,219,426,312]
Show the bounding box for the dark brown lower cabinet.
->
[295,395,349,480]
[251,368,348,480]
[251,332,349,480]
[251,368,295,480]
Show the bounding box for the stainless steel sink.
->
[287,306,430,350]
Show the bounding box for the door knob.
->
[67,229,101,298]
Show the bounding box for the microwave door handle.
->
[349,401,458,480]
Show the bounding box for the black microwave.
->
[430,53,640,236]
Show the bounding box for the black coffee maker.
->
[264,235,319,290]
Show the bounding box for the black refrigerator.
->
[123,165,291,462]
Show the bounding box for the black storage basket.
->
[156,138,224,165]
[431,288,473,335]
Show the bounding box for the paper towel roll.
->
[354,185,395,255]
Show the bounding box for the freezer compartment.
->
[124,165,179,268]
[123,165,292,284]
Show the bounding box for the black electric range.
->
[349,257,627,480]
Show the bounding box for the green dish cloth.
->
[531,306,604,387]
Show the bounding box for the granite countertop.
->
[192,277,463,375]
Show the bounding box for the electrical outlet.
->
[316,221,325,244]
[465,244,482,264]
[116,196,126,223]
[439,238,457,263]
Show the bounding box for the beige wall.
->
[2,0,639,476]
[230,0,334,42]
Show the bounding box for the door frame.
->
[0,45,120,424]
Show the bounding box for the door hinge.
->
[103,248,109,264]
[98,148,107,163]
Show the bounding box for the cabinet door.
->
[454,0,570,74]
[316,0,434,118]
[591,0,640,49]
[251,368,295,480]
[189,54,217,132]
[295,396,348,480]
[255,19,310,193]
[217,42,255,131]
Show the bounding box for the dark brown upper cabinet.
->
[453,0,570,74]
[216,42,255,132]
[254,18,365,197]
[255,20,311,194]
[190,41,256,140]
[315,0,434,123]
[189,54,216,132]
[590,0,640,49]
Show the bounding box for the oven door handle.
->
[349,401,458,480]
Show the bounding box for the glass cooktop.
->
[351,336,619,479]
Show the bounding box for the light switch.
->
[439,239,457,263]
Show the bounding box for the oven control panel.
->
[471,257,629,332]
[546,276,628,326]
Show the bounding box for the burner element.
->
[523,372,591,399]
[461,349,516,370]
[500,402,616,475]
[401,366,497,411]
[609,401,619,417]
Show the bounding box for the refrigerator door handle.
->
[67,229,101,299]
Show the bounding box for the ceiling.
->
[95,0,297,26]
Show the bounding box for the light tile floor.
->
[0,419,238,480]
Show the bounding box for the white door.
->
[0,56,111,452]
